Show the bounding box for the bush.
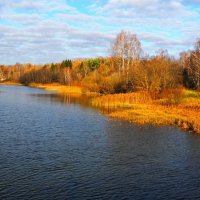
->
[81,72,99,92]
[98,76,118,94]
[160,87,184,105]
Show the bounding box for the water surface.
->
[0,85,200,200]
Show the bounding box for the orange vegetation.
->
[92,89,200,134]
[29,83,83,95]
[0,81,22,86]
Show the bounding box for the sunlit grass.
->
[91,91,152,108]
[92,89,200,134]
[0,81,22,86]
[29,83,83,95]
[3,80,199,134]
[183,89,199,98]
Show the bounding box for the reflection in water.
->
[1,86,200,200]
[29,93,115,114]
[30,93,91,107]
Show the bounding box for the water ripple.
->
[1,86,200,199]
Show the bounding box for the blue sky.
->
[0,0,200,64]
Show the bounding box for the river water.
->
[0,85,200,200]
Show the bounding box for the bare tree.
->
[112,31,142,81]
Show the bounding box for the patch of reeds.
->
[92,91,152,109]
[91,89,200,134]
[29,83,82,94]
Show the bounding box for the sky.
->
[0,0,200,65]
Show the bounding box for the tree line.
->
[1,31,200,96]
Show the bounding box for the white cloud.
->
[101,0,196,18]
[0,0,74,12]
[108,0,159,7]
[0,0,199,64]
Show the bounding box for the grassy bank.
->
[28,83,83,95]
[1,81,200,134]
[0,82,84,95]
[0,81,22,86]
[92,89,200,134]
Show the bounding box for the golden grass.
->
[1,81,199,134]
[92,89,200,134]
[28,83,83,95]
[0,81,22,86]
[91,91,152,108]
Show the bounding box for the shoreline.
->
[91,92,200,134]
[28,83,83,95]
[107,105,200,134]
[0,81,84,95]
[0,81,22,86]
[1,81,200,134]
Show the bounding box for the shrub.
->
[160,87,184,105]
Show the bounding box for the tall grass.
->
[92,89,200,134]
[29,83,82,94]
[92,91,152,108]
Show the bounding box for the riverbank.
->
[1,82,200,134]
[0,82,85,95]
[92,90,200,134]
[0,81,22,86]
[28,83,83,95]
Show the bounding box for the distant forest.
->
[1,31,200,96]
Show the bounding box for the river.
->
[0,85,200,200]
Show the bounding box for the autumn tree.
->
[60,59,73,85]
[188,40,200,89]
[180,51,192,88]
[77,62,89,79]
[180,39,200,89]
[130,50,180,97]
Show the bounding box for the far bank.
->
[1,82,200,134]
